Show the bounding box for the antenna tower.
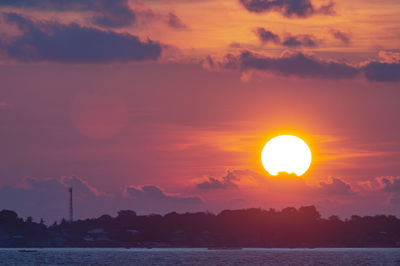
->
[68,187,73,222]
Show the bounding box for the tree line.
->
[1,206,400,247]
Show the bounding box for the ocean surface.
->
[1,248,400,265]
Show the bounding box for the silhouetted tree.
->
[2,206,400,248]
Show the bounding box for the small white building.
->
[84,228,110,241]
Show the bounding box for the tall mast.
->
[68,187,73,223]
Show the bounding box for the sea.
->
[1,248,400,265]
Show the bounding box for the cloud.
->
[212,50,359,79]
[317,177,356,196]
[134,9,188,30]
[126,185,203,205]
[360,52,400,82]
[208,50,400,82]
[383,177,400,205]
[239,0,335,18]
[330,29,350,44]
[196,171,239,190]
[0,0,135,28]
[166,13,187,29]
[254,27,280,44]
[362,61,400,82]
[0,176,103,223]
[282,34,318,48]
[358,176,400,194]
[214,170,358,204]
[378,51,400,64]
[0,12,162,63]
[380,177,400,193]
[0,176,204,223]
[254,28,318,47]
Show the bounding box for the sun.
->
[261,135,312,176]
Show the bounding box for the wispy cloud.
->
[330,29,351,44]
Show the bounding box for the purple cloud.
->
[362,61,400,82]
[196,171,239,190]
[214,50,359,79]
[254,27,280,44]
[380,177,400,193]
[127,185,203,204]
[0,13,162,63]
[0,0,135,28]
[0,176,103,223]
[166,13,187,29]
[330,29,351,44]
[239,0,335,18]
[317,177,356,196]
[282,34,318,48]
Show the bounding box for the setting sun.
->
[261,135,312,176]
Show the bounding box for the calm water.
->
[1,248,400,265]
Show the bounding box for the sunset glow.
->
[261,135,312,176]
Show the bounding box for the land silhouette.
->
[1,206,400,248]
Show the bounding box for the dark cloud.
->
[239,0,335,18]
[127,185,203,204]
[0,176,103,223]
[209,50,400,82]
[0,12,162,63]
[317,177,356,196]
[215,50,359,79]
[254,27,280,44]
[330,29,351,44]
[282,34,318,48]
[196,171,239,190]
[0,176,203,222]
[381,177,400,193]
[254,28,318,47]
[0,0,135,28]
[166,13,187,29]
[362,61,400,82]
[24,176,100,198]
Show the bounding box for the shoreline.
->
[1,246,400,249]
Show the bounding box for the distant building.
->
[127,229,139,236]
[84,229,110,242]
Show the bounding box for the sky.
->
[0,0,400,223]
